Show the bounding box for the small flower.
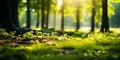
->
[83,52,88,56]
[98,50,101,53]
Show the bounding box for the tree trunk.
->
[41,0,45,29]
[46,0,51,29]
[36,10,40,28]
[53,10,56,30]
[91,0,95,32]
[100,0,109,32]
[10,0,20,27]
[36,0,40,28]
[26,0,31,29]
[61,5,64,31]
[46,6,50,29]
[0,0,11,28]
[0,0,20,31]
[76,5,80,31]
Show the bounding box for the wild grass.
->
[0,29,120,60]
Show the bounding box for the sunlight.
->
[81,27,90,30]
[32,9,35,12]
[22,0,27,3]
[58,0,63,9]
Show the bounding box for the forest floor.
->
[0,29,120,60]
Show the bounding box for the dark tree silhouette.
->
[100,0,109,32]
[46,0,51,29]
[0,0,20,31]
[36,9,40,28]
[75,2,80,31]
[61,4,65,31]
[41,0,45,29]
[26,0,31,29]
[36,0,40,28]
[91,0,96,32]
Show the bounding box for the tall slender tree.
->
[36,9,40,28]
[26,0,31,29]
[41,0,45,29]
[61,4,65,31]
[53,0,57,30]
[45,0,51,29]
[75,2,80,31]
[100,0,109,32]
[36,0,40,28]
[91,0,96,32]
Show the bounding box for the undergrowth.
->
[0,29,120,60]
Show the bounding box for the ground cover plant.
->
[0,29,120,60]
[1,0,120,60]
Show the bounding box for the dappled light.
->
[0,0,120,60]
[58,0,63,9]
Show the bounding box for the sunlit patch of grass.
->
[55,36,98,52]
[30,26,42,30]
[64,29,75,32]
[110,28,120,33]
[0,29,120,60]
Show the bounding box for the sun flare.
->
[58,0,63,9]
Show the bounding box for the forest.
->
[0,0,120,60]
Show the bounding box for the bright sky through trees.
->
[18,0,120,30]
[58,0,63,9]
[23,0,27,3]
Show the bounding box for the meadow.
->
[0,29,120,60]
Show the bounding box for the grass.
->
[0,29,120,60]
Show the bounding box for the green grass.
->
[0,29,120,60]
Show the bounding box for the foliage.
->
[18,0,120,29]
[0,29,16,39]
[0,29,120,60]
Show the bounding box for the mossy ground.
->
[0,29,120,60]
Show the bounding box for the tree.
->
[45,0,52,29]
[100,0,109,32]
[0,0,20,31]
[91,0,96,32]
[53,0,57,30]
[26,0,31,29]
[75,2,80,31]
[61,3,65,31]
[36,0,40,28]
[41,0,45,29]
